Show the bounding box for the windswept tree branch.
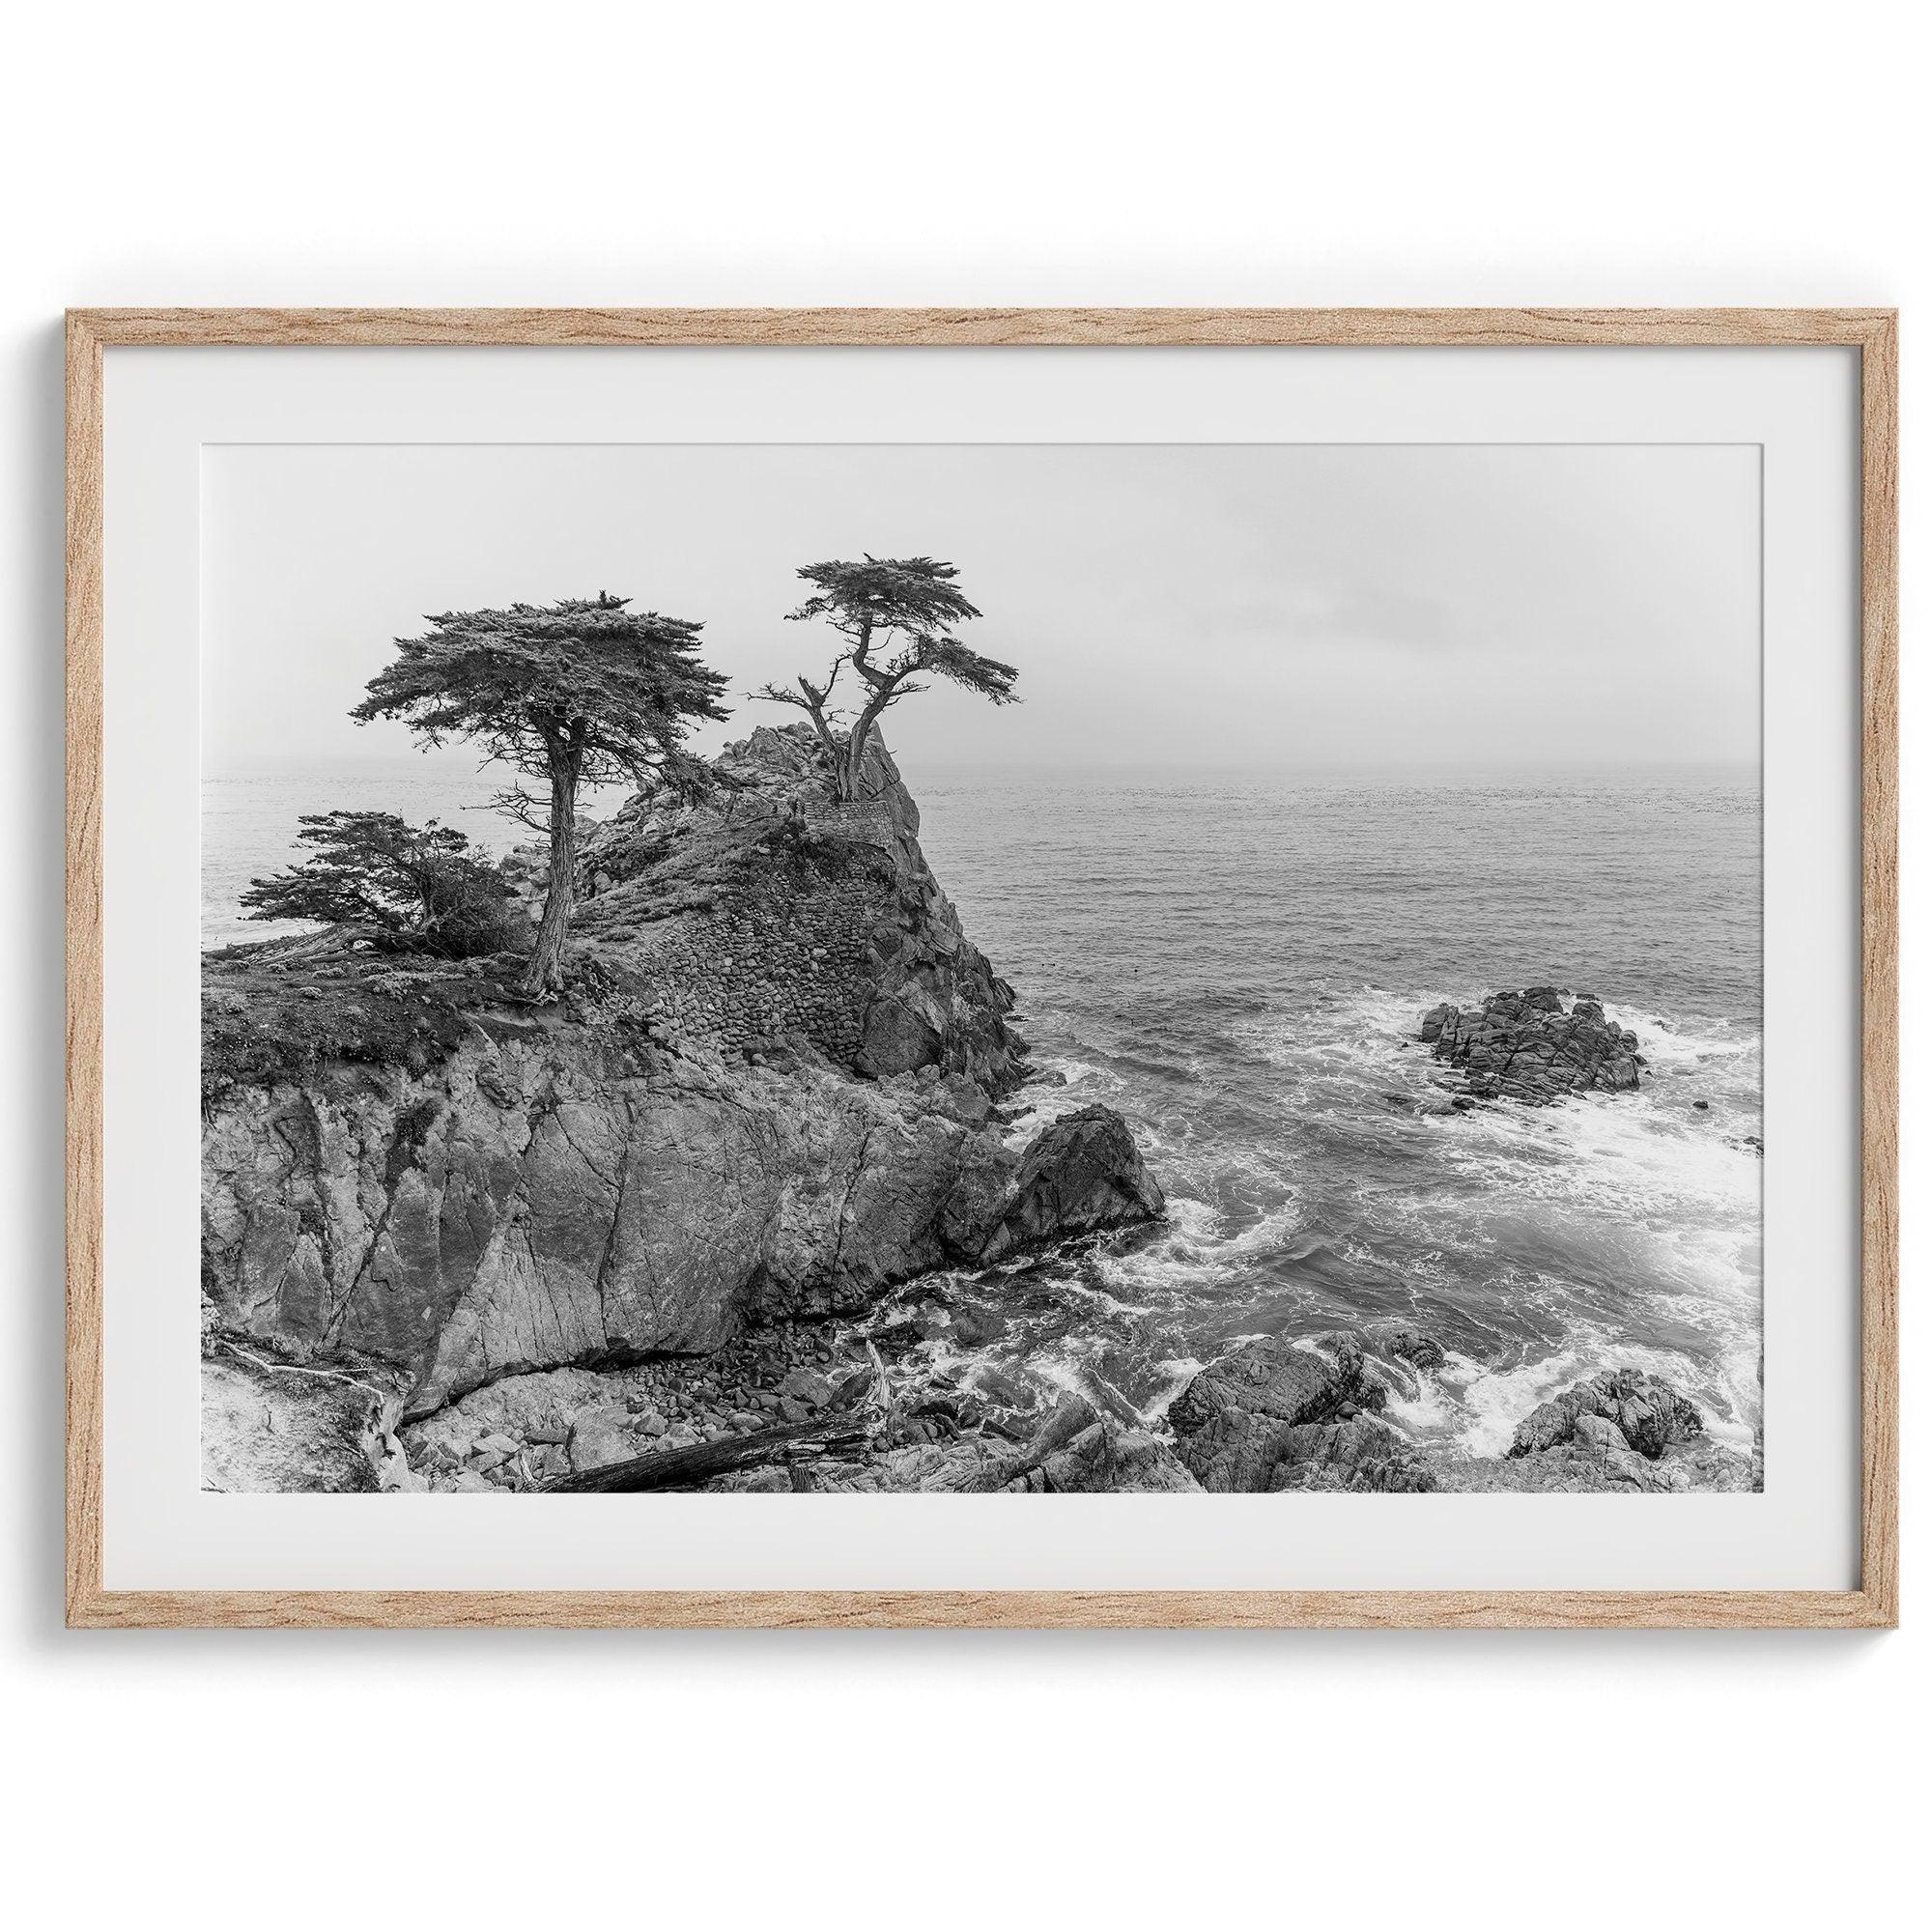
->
[487,784,553,834]
[750,663,848,775]
[777,556,1014,801]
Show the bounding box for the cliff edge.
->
[201,726,1163,1480]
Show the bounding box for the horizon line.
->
[203,753,1762,781]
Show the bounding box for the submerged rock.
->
[1418,986,1643,1103]
[1363,1320,1448,1371]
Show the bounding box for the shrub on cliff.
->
[353,593,732,995]
[753,555,1017,802]
[241,810,520,959]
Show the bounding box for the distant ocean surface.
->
[202,761,1763,1458]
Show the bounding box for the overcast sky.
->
[203,442,1759,781]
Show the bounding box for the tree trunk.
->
[796,683,845,790]
[843,694,892,803]
[521,758,578,996]
[540,1411,867,1493]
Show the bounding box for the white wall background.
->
[2,4,1919,1924]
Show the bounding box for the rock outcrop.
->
[1164,1335,1754,1495]
[1419,986,1643,1103]
[1166,1333,1435,1492]
[943,1105,1166,1263]
[201,726,1164,1467]
[1510,1366,1703,1460]
[1433,1366,1755,1494]
[562,724,1022,1091]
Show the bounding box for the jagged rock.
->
[1166,1334,1388,1492]
[947,1104,1167,1263]
[1034,1418,1199,1492]
[855,986,944,1077]
[1509,1367,1705,1461]
[1264,1417,1436,1493]
[1435,1367,1756,1493]
[1364,1321,1448,1370]
[1419,986,1642,1103]
[1437,1433,1756,1494]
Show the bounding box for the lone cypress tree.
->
[755,555,1017,802]
[353,593,730,995]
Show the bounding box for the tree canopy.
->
[353,593,731,993]
[764,555,1017,800]
[352,593,731,796]
[241,811,519,959]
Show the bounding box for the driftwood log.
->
[540,1410,869,1493]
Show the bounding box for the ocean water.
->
[909,765,1763,1460]
[202,762,1763,1460]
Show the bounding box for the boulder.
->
[948,1104,1167,1263]
[1166,1334,1387,1492]
[1364,1321,1448,1370]
[1419,986,1643,1103]
[1509,1367,1706,1461]
[1034,1418,1199,1493]
[1264,1417,1436,1493]
[855,986,944,1077]
[567,1403,640,1473]
[1434,1367,1756,1493]
[778,1367,834,1411]
[1437,1434,1756,1494]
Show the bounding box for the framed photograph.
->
[66,308,1897,1629]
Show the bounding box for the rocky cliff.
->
[201,726,1163,1482]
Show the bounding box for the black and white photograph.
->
[199,440,1764,1498]
[15,4,1925,1925]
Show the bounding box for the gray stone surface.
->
[1419,986,1643,1103]
[1167,1334,1398,1492]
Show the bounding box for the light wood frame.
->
[65,307,1899,1630]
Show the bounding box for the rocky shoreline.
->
[200,726,1755,1496]
[205,1301,1759,1496]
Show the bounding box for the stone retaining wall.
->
[583,838,901,1064]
